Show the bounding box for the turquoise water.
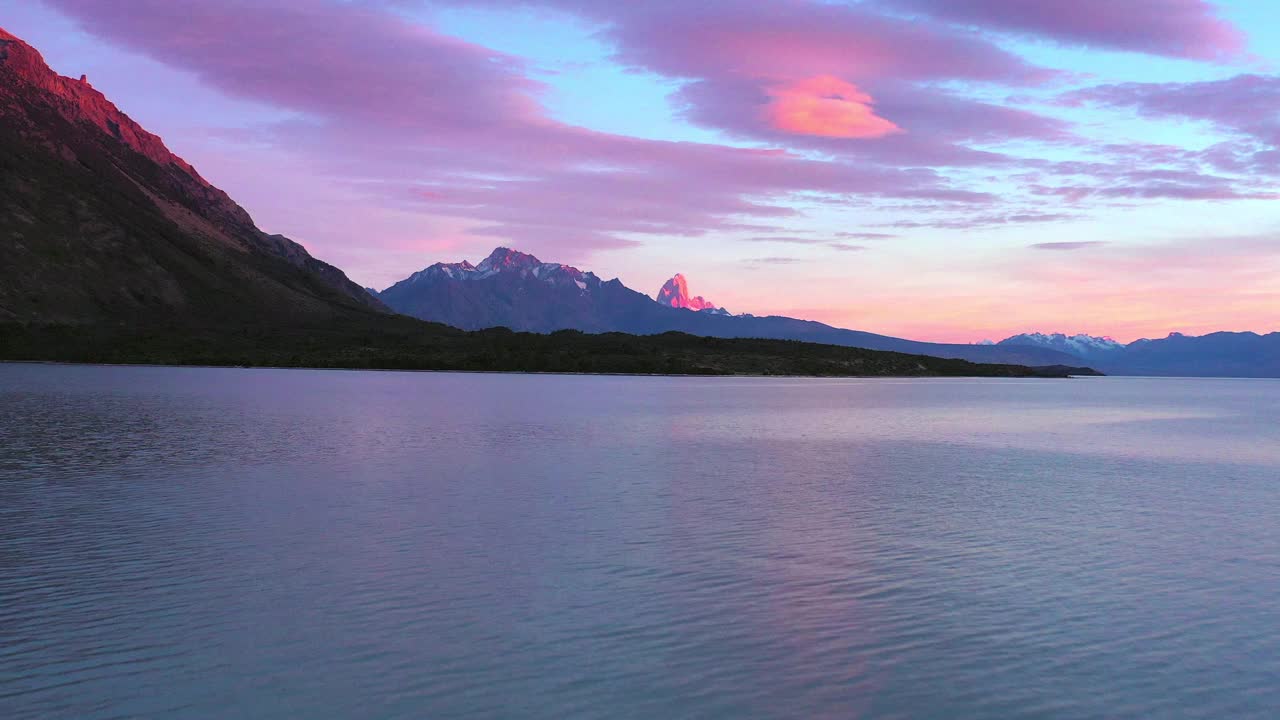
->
[2,365,1278,719]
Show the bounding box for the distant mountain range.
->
[376,249,1087,367]
[377,252,1279,377]
[996,331,1280,378]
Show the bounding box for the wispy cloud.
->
[1030,241,1108,251]
[746,236,821,244]
[887,211,1080,230]
[744,256,803,266]
[836,231,899,240]
[882,0,1244,60]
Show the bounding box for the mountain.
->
[378,249,1085,367]
[999,333,1125,361]
[376,247,650,332]
[0,27,384,326]
[656,274,726,314]
[1116,332,1280,377]
[995,330,1280,377]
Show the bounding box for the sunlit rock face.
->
[656,274,721,312]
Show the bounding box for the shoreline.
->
[0,324,1101,379]
[0,359,1097,380]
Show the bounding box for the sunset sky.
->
[8,0,1279,342]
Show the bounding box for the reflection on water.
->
[2,365,1278,719]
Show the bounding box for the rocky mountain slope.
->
[0,27,383,326]
[377,248,653,333]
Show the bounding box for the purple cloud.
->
[1067,75,1280,148]
[566,0,1051,84]
[44,0,544,132]
[884,0,1245,60]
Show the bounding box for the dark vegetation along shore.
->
[0,322,1100,377]
[0,28,1100,380]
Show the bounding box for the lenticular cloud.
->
[765,76,902,139]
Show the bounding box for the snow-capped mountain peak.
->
[405,260,475,284]
[474,247,541,277]
[997,332,1125,357]
[393,248,599,294]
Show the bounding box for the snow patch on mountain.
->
[397,248,600,293]
[998,332,1125,357]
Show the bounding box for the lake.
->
[1,365,1278,719]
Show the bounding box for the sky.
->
[6,0,1279,342]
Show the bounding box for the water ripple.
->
[1,366,1278,719]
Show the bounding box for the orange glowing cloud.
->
[765,76,902,139]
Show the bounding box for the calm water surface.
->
[1,365,1278,719]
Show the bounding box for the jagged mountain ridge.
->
[0,27,384,325]
[656,274,726,314]
[376,248,1085,367]
[378,248,667,334]
[400,248,601,289]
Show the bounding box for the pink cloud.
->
[560,0,1071,165]
[435,0,1069,167]
[884,0,1245,60]
[669,76,1071,170]
[764,76,901,139]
